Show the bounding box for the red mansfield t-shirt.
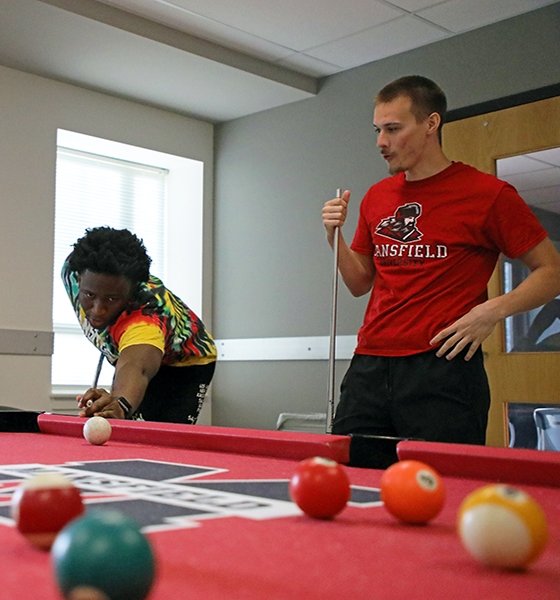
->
[350,162,547,357]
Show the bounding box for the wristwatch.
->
[116,396,133,419]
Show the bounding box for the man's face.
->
[373,95,432,176]
[78,270,134,330]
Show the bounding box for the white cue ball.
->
[83,416,112,446]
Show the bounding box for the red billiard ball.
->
[11,472,84,550]
[380,460,445,524]
[289,456,351,519]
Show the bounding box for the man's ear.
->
[426,112,441,135]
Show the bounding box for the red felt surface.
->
[0,418,559,599]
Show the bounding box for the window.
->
[52,130,204,391]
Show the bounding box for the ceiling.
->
[497,149,560,217]
[0,0,557,122]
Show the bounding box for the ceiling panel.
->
[0,0,317,121]
[150,0,405,51]
[418,0,557,34]
[530,148,560,167]
[0,0,557,121]
[388,1,444,10]
[497,150,560,215]
[305,15,448,68]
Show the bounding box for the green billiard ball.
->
[52,510,155,600]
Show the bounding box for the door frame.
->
[442,95,560,447]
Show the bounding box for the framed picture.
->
[503,257,560,353]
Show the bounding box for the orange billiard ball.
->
[289,457,351,519]
[380,460,445,524]
[11,472,84,550]
[458,484,548,569]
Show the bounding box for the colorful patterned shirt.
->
[62,260,217,367]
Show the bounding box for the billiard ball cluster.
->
[9,417,156,600]
[289,456,549,570]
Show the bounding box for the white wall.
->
[0,65,213,411]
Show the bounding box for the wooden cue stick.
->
[326,188,342,434]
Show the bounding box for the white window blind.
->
[53,147,168,329]
[52,129,205,391]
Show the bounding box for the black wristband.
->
[116,396,133,419]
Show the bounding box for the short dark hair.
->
[68,227,151,284]
[376,75,447,131]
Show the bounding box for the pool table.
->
[0,413,558,599]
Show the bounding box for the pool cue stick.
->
[326,188,342,434]
[86,353,104,408]
[93,352,104,389]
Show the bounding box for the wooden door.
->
[442,97,560,447]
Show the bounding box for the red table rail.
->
[398,440,560,487]
[38,413,351,463]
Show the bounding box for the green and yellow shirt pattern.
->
[62,260,217,367]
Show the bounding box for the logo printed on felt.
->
[0,459,381,533]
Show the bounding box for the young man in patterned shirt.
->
[62,226,216,423]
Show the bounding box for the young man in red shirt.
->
[322,75,560,444]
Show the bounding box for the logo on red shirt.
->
[376,203,422,242]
